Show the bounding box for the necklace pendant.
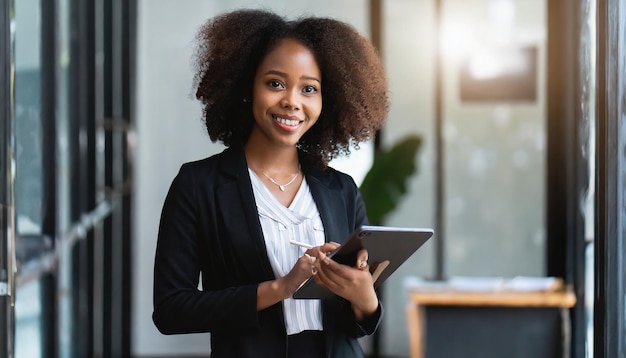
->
[260,164,301,192]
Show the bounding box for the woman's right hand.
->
[258,242,340,310]
[280,242,341,298]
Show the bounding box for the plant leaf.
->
[359,135,422,225]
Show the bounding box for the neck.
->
[244,138,299,175]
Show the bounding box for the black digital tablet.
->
[292,225,433,299]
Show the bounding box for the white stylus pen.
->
[289,240,313,249]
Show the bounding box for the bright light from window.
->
[440,21,474,61]
[467,48,529,80]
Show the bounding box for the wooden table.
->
[406,279,577,358]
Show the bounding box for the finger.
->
[303,253,318,276]
[304,253,316,265]
[315,257,369,296]
[313,259,343,288]
[315,252,354,285]
[356,248,369,270]
[320,242,340,254]
[312,252,333,284]
[356,248,368,262]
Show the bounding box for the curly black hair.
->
[193,9,389,168]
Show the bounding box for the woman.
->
[153,9,389,357]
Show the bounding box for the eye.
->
[302,85,318,94]
[268,80,284,89]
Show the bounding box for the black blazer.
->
[153,145,382,357]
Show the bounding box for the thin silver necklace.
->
[262,165,301,192]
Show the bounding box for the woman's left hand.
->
[311,248,379,320]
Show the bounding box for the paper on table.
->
[403,276,562,292]
[503,276,561,291]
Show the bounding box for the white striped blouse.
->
[248,168,325,335]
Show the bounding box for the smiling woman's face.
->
[249,37,322,148]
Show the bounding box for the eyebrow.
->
[265,70,321,84]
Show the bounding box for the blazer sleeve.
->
[351,188,384,336]
[152,164,260,335]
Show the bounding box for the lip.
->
[272,114,304,132]
[272,113,301,122]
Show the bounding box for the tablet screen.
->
[293,225,433,299]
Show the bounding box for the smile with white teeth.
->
[273,115,301,127]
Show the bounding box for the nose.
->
[281,90,300,110]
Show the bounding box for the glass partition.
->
[439,0,547,277]
[581,1,596,356]
[0,0,16,356]
[381,0,548,355]
[14,0,42,237]
[13,0,46,356]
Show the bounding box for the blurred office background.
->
[1,0,624,357]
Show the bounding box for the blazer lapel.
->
[215,145,275,281]
[304,166,350,245]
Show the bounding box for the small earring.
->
[242,98,251,103]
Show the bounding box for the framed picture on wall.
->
[459,46,537,102]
